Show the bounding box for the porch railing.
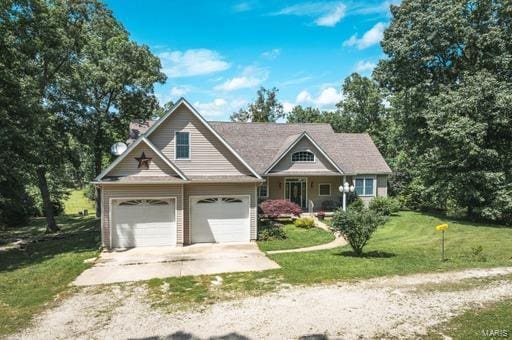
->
[308,200,314,214]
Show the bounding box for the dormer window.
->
[175,131,190,159]
[291,151,315,162]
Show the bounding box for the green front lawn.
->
[0,215,100,336]
[428,299,512,339]
[271,211,512,284]
[257,224,335,252]
[147,211,512,311]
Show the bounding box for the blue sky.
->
[105,0,397,120]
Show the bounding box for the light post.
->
[339,182,355,211]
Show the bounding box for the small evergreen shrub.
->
[369,197,400,216]
[294,217,315,229]
[258,221,287,240]
[332,208,386,256]
[260,199,302,219]
[348,197,365,211]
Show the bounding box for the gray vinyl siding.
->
[106,142,177,177]
[269,138,339,174]
[183,183,258,244]
[354,175,388,205]
[101,184,184,249]
[149,106,252,176]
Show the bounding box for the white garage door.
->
[112,198,176,248]
[190,196,250,243]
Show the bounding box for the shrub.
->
[348,197,365,211]
[260,199,302,219]
[321,200,337,211]
[369,197,400,216]
[294,217,315,229]
[331,208,387,256]
[258,221,286,240]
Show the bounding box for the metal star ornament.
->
[135,152,152,169]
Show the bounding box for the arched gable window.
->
[291,151,315,162]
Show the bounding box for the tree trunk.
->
[36,166,59,233]
[94,146,103,218]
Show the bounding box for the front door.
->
[285,178,307,209]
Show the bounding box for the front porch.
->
[258,174,388,211]
[262,175,345,212]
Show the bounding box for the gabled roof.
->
[128,111,392,175]
[94,136,188,182]
[209,122,392,175]
[139,98,262,180]
[263,131,344,174]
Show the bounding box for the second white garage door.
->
[190,196,250,243]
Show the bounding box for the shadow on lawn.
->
[420,210,512,229]
[0,216,100,273]
[134,331,250,340]
[337,250,396,258]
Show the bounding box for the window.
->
[197,198,218,204]
[291,151,314,162]
[258,181,268,197]
[221,197,243,203]
[318,183,331,196]
[118,199,170,206]
[354,177,375,196]
[175,131,190,159]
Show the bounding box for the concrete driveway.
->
[73,243,280,286]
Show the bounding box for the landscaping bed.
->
[257,223,335,252]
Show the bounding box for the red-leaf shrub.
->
[260,199,302,218]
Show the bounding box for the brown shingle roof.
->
[129,120,392,175]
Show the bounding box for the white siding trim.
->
[143,98,262,179]
[109,196,178,248]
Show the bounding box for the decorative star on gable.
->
[134,152,152,169]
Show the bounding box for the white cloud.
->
[159,49,230,78]
[272,2,346,27]
[316,87,344,105]
[214,66,268,92]
[193,98,247,119]
[315,3,346,27]
[296,90,313,103]
[355,60,376,73]
[261,48,281,60]
[282,101,295,113]
[169,86,190,97]
[295,87,343,107]
[233,2,252,12]
[343,22,386,49]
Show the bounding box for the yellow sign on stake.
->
[436,224,448,231]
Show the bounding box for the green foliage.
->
[294,217,315,229]
[287,105,324,123]
[257,221,286,241]
[375,0,512,224]
[231,87,284,122]
[332,209,386,256]
[348,197,365,211]
[369,197,400,216]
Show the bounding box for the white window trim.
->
[175,131,191,160]
[318,183,331,197]
[354,176,377,197]
[291,150,315,163]
[258,181,269,198]
[283,177,308,209]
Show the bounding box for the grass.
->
[257,224,334,252]
[146,211,512,311]
[63,189,95,215]
[427,299,512,339]
[0,190,101,336]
